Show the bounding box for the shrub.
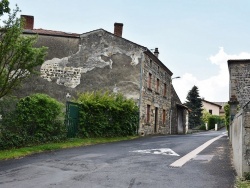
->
[199,125,206,130]
[0,94,66,150]
[224,103,230,130]
[207,115,224,130]
[75,91,139,138]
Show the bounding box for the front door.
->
[154,107,158,133]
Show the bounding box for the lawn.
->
[0,136,138,160]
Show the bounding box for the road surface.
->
[0,128,235,188]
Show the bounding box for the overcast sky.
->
[7,0,250,102]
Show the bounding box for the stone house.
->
[15,15,188,136]
[201,99,222,116]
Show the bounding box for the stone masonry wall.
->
[228,60,250,107]
[14,30,142,102]
[231,102,250,177]
[139,54,172,135]
[228,59,250,177]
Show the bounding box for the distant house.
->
[14,15,189,136]
[201,99,222,116]
[213,102,227,117]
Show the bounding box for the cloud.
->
[173,47,250,103]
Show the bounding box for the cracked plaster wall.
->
[15,30,142,102]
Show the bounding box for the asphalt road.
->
[0,128,236,188]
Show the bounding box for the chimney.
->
[154,48,159,58]
[114,23,123,37]
[21,15,34,30]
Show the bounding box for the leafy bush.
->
[0,94,66,150]
[207,115,224,130]
[74,91,139,138]
[201,109,212,124]
[199,125,206,130]
[224,103,230,130]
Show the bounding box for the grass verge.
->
[0,136,138,160]
[235,178,250,188]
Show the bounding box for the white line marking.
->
[170,134,225,167]
[131,148,179,156]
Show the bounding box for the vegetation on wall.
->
[224,103,230,130]
[0,1,47,99]
[0,94,66,150]
[74,91,139,137]
[184,85,203,129]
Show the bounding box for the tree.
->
[224,103,230,130]
[0,0,10,16]
[0,1,47,99]
[185,85,203,129]
[201,108,211,124]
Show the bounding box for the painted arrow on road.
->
[130,148,180,156]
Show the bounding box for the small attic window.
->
[149,59,152,67]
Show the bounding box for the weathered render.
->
[14,15,188,136]
[228,59,250,177]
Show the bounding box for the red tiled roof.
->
[23,29,80,38]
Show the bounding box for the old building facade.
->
[15,15,188,136]
[201,99,222,116]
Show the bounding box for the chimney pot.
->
[154,48,159,58]
[21,15,34,30]
[114,23,123,37]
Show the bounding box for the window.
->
[148,73,152,89]
[162,109,166,124]
[149,59,152,67]
[146,105,151,123]
[209,109,212,114]
[156,78,160,93]
[163,83,167,96]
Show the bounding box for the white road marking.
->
[131,148,179,156]
[170,134,225,167]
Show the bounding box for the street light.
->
[172,76,181,80]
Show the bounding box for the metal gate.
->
[65,101,79,137]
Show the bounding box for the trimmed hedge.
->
[207,115,224,130]
[0,94,66,150]
[75,91,139,137]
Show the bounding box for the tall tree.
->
[0,0,10,15]
[185,85,203,129]
[0,1,47,99]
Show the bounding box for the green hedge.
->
[208,115,224,130]
[0,94,66,150]
[75,91,139,137]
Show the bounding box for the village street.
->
[0,128,235,188]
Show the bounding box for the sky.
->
[6,0,250,103]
